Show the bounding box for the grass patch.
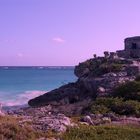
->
[61,125,140,140]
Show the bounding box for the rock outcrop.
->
[29,82,91,107]
[28,52,140,115]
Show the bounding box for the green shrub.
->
[76,58,124,77]
[90,97,140,116]
[99,63,123,73]
[110,63,123,71]
[93,97,123,107]
[61,125,140,140]
[90,105,110,114]
[113,81,140,101]
[111,100,140,117]
[90,98,123,114]
[89,62,123,77]
[135,75,140,81]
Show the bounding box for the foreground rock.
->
[0,103,5,116]
[80,113,140,126]
[8,106,75,133]
[0,111,5,116]
[7,106,140,135]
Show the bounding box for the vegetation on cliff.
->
[74,57,132,78]
[113,81,140,101]
[89,97,140,116]
[87,78,140,117]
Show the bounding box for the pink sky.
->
[0,0,140,66]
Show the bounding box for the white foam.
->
[1,90,46,107]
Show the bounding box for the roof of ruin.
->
[125,36,140,42]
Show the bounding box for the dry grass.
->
[0,115,47,140]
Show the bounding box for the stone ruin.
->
[100,36,140,59]
[102,36,140,59]
[117,36,140,59]
[101,37,140,77]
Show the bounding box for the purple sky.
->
[0,0,140,66]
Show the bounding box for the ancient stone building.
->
[117,36,140,58]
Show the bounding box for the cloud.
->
[52,37,65,43]
[4,39,16,43]
[17,53,23,58]
[0,39,16,44]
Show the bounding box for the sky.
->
[0,0,140,66]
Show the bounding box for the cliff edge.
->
[28,51,140,115]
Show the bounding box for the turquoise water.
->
[0,67,77,106]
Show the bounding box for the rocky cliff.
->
[28,53,140,114]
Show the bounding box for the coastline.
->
[1,49,140,139]
[0,90,47,108]
[2,104,29,112]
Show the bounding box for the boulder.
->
[81,115,93,125]
[97,86,105,93]
[0,103,5,116]
[103,113,119,121]
[0,110,5,116]
[18,111,74,133]
[102,117,111,124]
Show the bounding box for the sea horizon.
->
[0,66,75,68]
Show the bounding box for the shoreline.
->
[0,90,48,109]
[2,104,29,112]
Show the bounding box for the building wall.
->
[124,37,140,58]
[116,50,127,58]
[125,37,140,50]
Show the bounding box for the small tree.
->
[93,54,97,58]
[104,51,109,58]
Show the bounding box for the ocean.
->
[0,66,77,106]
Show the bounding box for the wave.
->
[1,90,46,107]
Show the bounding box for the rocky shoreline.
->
[0,105,139,135]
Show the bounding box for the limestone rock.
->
[0,103,5,116]
[81,115,93,125]
[102,117,111,123]
[97,87,105,93]
[0,110,5,116]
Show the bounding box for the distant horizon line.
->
[0,66,75,67]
